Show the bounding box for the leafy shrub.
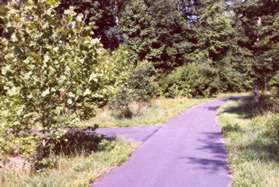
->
[0,0,105,161]
[110,86,134,118]
[93,46,133,106]
[161,63,219,98]
[33,126,103,170]
[128,61,156,101]
[109,61,156,118]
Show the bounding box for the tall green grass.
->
[0,139,137,187]
[219,96,279,187]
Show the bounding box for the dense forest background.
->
[0,0,278,172]
[61,0,277,98]
[1,0,278,97]
[56,0,279,97]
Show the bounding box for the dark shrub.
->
[161,63,219,98]
[33,126,104,170]
[109,61,156,118]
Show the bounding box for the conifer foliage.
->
[191,1,240,90]
[234,0,279,99]
[120,0,195,69]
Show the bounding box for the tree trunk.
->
[253,80,260,103]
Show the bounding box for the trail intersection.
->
[93,99,231,187]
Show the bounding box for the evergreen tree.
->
[119,0,155,63]
[234,0,279,100]
[120,0,196,70]
[189,1,246,92]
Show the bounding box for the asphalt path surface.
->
[93,99,232,187]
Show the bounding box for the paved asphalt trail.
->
[92,99,232,187]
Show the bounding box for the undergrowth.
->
[0,139,137,187]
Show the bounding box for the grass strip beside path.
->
[0,139,137,187]
[218,97,279,187]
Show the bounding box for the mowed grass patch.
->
[218,96,279,187]
[0,139,137,187]
[82,97,211,128]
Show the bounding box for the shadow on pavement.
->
[180,132,229,174]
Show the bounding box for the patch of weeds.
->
[33,126,104,170]
[0,139,137,187]
[221,123,242,136]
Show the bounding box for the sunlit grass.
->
[218,97,279,187]
[82,97,212,128]
[216,92,250,99]
[0,139,137,187]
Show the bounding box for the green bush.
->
[0,0,105,160]
[127,61,156,101]
[161,63,219,98]
[109,61,156,118]
[34,126,103,170]
[93,46,133,106]
[109,86,134,118]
